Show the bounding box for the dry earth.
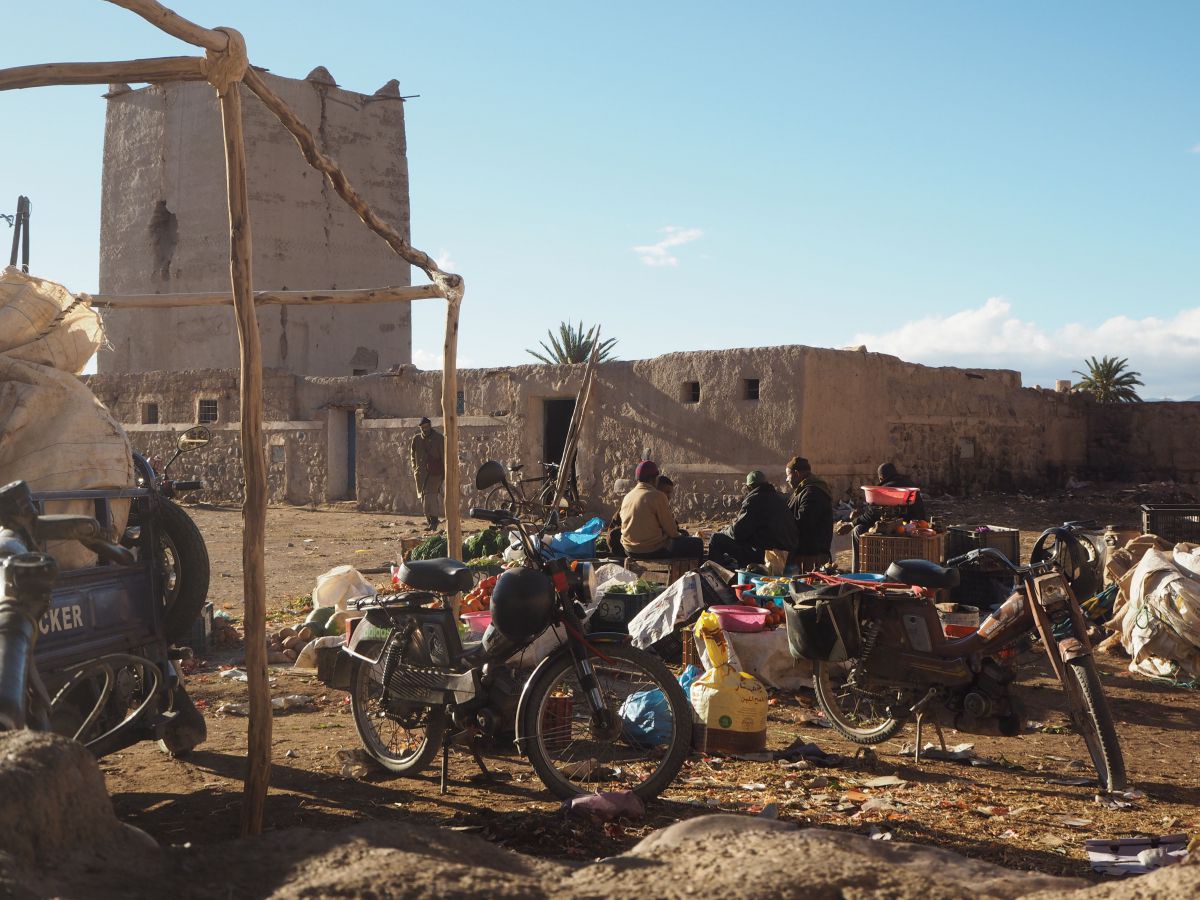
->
[97,487,1200,884]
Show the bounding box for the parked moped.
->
[791,528,1126,791]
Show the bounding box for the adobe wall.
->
[96,71,412,377]
[85,345,1109,517]
[1086,401,1200,483]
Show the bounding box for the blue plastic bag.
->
[619,688,674,748]
[546,516,604,560]
[678,664,703,695]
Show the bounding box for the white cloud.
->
[632,226,703,267]
[412,348,475,370]
[434,249,457,271]
[852,298,1200,399]
[1191,144,1200,154]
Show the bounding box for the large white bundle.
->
[0,268,132,568]
[1117,542,1200,678]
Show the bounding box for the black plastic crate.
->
[945,525,1021,565]
[1141,505,1200,544]
[589,591,654,633]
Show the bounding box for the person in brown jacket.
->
[618,461,703,560]
[410,416,444,531]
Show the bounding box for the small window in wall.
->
[197,398,218,424]
[456,390,465,415]
[682,381,701,404]
[141,402,159,424]
[270,444,286,464]
[352,368,368,377]
[744,378,760,401]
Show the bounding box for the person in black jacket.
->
[708,470,799,569]
[836,462,928,570]
[785,456,833,571]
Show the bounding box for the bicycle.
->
[482,460,585,519]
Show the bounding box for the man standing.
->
[708,470,798,570]
[785,456,833,572]
[410,416,445,531]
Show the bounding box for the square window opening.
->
[141,402,159,425]
[270,444,286,464]
[456,389,465,415]
[197,398,219,424]
[352,368,368,376]
[744,378,760,401]
[682,381,701,404]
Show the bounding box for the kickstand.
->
[910,688,938,763]
[439,733,451,796]
[470,738,493,782]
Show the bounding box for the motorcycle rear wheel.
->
[813,659,907,744]
[156,499,211,644]
[349,636,446,775]
[520,644,691,800]
[1063,656,1127,792]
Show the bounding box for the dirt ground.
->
[101,487,1200,880]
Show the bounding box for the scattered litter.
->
[1085,834,1189,876]
[1056,816,1093,828]
[860,798,896,814]
[999,829,1018,840]
[1095,795,1134,810]
[757,802,779,820]
[220,669,249,682]
[1047,776,1095,786]
[842,790,870,804]
[731,752,775,763]
[809,775,830,789]
[869,827,892,841]
[271,694,313,711]
[777,738,846,767]
[284,749,298,759]
[335,748,373,778]
[563,790,645,822]
[216,702,248,716]
[739,783,767,792]
[863,775,907,788]
[559,758,599,780]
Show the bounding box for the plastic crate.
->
[946,525,1021,565]
[856,532,946,574]
[1141,505,1200,545]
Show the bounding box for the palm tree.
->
[527,322,618,365]
[1072,356,1144,403]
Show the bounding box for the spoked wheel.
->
[1063,656,1127,792]
[813,659,910,744]
[520,644,692,800]
[483,485,521,516]
[349,632,446,774]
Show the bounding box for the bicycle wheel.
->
[812,659,908,744]
[349,631,446,775]
[483,484,519,515]
[520,643,692,800]
[1062,656,1126,792]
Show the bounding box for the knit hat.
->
[635,460,660,483]
[786,456,811,473]
[745,469,766,487]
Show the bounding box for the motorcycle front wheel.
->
[813,659,908,744]
[349,634,446,775]
[1062,656,1127,792]
[520,643,692,800]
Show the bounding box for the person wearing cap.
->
[410,416,445,531]
[618,461,703,559]
[708,470,799,570]
[785,456,833,572]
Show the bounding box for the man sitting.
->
[836,462,927,570]
[708,470,799,570]
[785,456,833,572]
[619,461,703,560]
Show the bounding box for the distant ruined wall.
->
[1086,402,1200,483]
[96,71,413,377]
[86,345,1124,518]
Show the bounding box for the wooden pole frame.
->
[549,332,601,515]
[0,0,466,837]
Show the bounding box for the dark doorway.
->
[543,397,575,471]
[346,411,357,498]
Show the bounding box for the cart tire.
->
[157,499,211,644]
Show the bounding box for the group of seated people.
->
[610,458,924,573]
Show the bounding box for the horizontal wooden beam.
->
[0,57,207,91]
[85,284,446,309]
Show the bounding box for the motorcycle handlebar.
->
[34,515,136,567]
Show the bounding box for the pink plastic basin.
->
[862,485,920,506]
[710,605,768,633]
[461,611,492,636]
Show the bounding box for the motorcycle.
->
[791,528,1126,791]
[316,460,693,799]
[129,425,212,644]
[1,478,206,757]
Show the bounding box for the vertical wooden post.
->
[441,292,463,617]
[550,332,602,513]
[208,27,269,837]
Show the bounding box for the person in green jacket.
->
[410,416,444,531]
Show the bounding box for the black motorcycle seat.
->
[396,558,474,594]
[885,559,961,590]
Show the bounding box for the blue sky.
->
[3,1,1198,397]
